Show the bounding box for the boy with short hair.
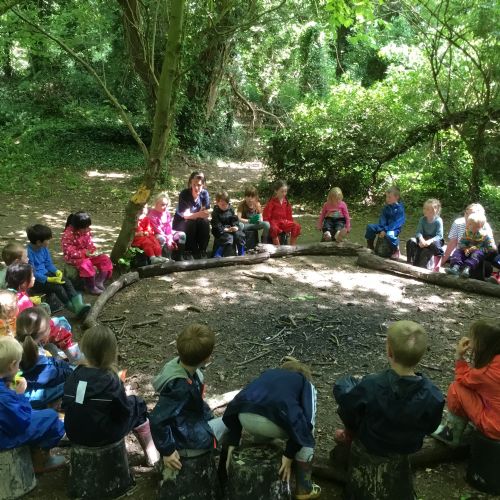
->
[0,336,65,472]
[150,324,226,475]
[0,241,28,289]
[26,224,90,317]
[211,191,246,257]
[333,320,444,455]
[365,186,406,259]
[237,185,270,244]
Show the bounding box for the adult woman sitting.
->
[172,171,211,259]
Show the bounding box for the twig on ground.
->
[236,350,271,366]
[118,321,128,337]
[187,305,202,313]
[288,315,297,327]
[131,319,160,328]
[101,316,126,323]
[420,363,442,371]
[331,334,340,347]
[241,271,274,284]
[137,339,155,348]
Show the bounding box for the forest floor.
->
[0,156,499,500]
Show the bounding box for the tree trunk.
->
[356,252,500,298]
[111,0,186,263]
[258,242,364,258]
[0,446,36,499]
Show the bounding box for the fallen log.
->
[205,389,240,411]
[137,252,271,278]
[357,252,500,298]
[257,241,364,258]
[83,272,140,330]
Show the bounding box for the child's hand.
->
[456,337,471,359]
[164,451,182,471]
[31,295,42,305]
[379,230,386,238]
[230,226,239,233]
[278,455,293,483]
[15,376,27,394]
[47,276,65,284]
[55,270,63,279]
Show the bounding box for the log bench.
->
[68,439,134,499]
[466,430,500,495]
[0,446,36,500]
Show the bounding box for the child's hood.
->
[152,356,204,393]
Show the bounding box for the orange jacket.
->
[263,196,293,224]
[455,356,500,434]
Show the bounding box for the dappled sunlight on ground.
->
[87,170,131,180]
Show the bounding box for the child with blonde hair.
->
[223,359,321,499]
[406,199,444,270]
[446,212,496,278]
[61,212,113,295]
[62,324,159,465]
[148,193,188,260]
[0,289,18,337]
[433,319,500,446]
[0,336,65,472]
[0,241,28,289]
[16,307,73,409]
[317,187,351,242]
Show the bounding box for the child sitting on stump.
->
[150,324,226,476]
[0,336,65,472]
[333,321,444,495]
[27,224,90,317]
[365,186,406,259]
[433,319,500,446]
[222,359,321,500]
[62,324,159,466]
[211,191,246,257]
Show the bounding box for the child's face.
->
[28,273,35,289]
[35,239,50,248]
[216,199,229,211]
[245,196,256,208]
[76,227,91,236]
[21,250,29,264]
[38,318,51,345]
[191,179,204,197]
[386,192,399,205]
[155,198,169,213]
[275,186,287,200]
[423,204,437,221]
[467,220,482,233]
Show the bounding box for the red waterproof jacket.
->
[263,196,293,224]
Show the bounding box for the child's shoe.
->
[213,246,224,258]
[150,256,169,264]
[237,244,245,256]
[322,231,332,242]
[31,448,66,473]
[95,270,112,290]
[69,294,91,318]
[460,266,471,279]
[133,420,160,466]
[83,277,103,295]
[431,412,468,447]
[294,460,321,500]
[445,265,460,276]
[390,249,401,260]
[487,273,500,285]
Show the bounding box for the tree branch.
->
[13,9,150,161]
[0,0,23,16]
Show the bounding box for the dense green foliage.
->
[0,0,498,215]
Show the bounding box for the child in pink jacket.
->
[317,187,351,242]
[61,212,113,295]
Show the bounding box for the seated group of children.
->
[2,315,499,500]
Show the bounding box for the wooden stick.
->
[236,350,272,366]
[137,338,155,348]
[131,319,160,328]
[241,271,274,284]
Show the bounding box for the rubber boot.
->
[65,343,84,363]
[431,412,468,447]
[294,460,321,499]
[237,244,245,256]
[71,294,91,318]
[290,236,298,246]
[133,420,160,466]
[272,236,280,246]
[31,447,66,473]
[83,276,103,295]
[95,269,111,291]
[367,239,375,250]
[213,246,224,258]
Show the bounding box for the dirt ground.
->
[1,157,499,499]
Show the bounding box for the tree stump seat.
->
[0,446,36,500]
[345,439,415,500]
[466,430,500,495]
[62,263,84,290]
[68,439,134,499]
[158,451,220,500]
[226,444,291,500]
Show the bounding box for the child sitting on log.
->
[147,193,188,261]
[445,212,496,279]
[150,324,227,476]
[61,212,114,295]
[211,191,246,257]
[333,321,444,495]
[237,185,270,243]
[365,186,406,259]
[222,359,321,500]
[27,224,90,316]
[0,336,65,472]
[406,198,444,270]
[0,290,18,337]
[263,180,301,246]
[131,204,169,265]
[62,324,159,466]
[432,319,500,446]
[317,187,351,243]
[15,307,73,410]
[0,241,28,289]
[7,262,83,362]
